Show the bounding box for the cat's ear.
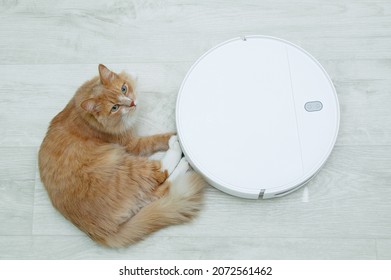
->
[98,64,117,86]
[81,98,98,113]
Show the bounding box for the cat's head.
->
[78,64,138,134]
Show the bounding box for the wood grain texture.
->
[0,180,34,235]
[0,0,390,260]
[376,239,391,259]
[0,148,37,180]
[0,236,377,260]
[0,1,391,64]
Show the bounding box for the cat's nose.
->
[130,100,136,107]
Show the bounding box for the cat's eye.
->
[111,104,120,112]
[121,84,127,94]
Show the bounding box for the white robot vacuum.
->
[176,35,340,199]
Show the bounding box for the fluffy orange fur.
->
[38,64,204,248]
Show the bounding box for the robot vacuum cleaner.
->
[176,35,340,199]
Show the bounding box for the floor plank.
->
[0,148,37,180]
[376,239,391,259]
[1,1,391,64]
[0,236,377,260]
[0,180,34,235]
[335,80,391,145]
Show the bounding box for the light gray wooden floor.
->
[1,0,390,260]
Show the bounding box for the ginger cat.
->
[38,64,204,248]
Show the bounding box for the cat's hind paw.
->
[168,157,190,182]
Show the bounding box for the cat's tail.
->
[102,171,205,248]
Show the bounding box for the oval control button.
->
[305,101,323,112]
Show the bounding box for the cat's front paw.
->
[161,135,183,175]
[168,135,178,148]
